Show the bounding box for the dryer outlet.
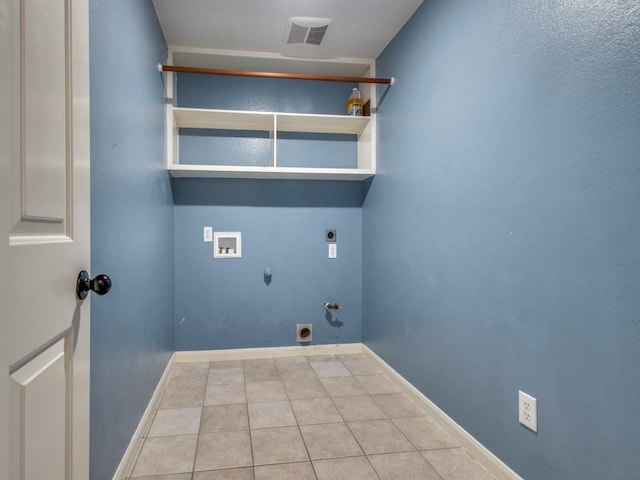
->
[296,324,313,342]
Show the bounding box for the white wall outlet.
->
[519,390,538,432]
[328,243,337,259]
[203,226,213,242]
[296,324,312,342]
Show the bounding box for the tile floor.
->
[126,353,496,480]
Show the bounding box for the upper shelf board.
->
[173,108,369,135]
[173,108,274,131]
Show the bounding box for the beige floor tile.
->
[204,383,246,406]
[304,354,336,362]
[200,404,248,433]
[369,451,442,480]
[348,419,415,455]
[148,407,202,437]
[133,353,496,480]
[209,359,244,369]
[160,385,205,408]
[422,448,495,480]
[248,400,296,429]
[250,426,309,466]
[194,430,252,471]
[246,380,287,402]
[283,378,327,399]
[193,467,254,480]
[291,397,343,425]
[393,416,458,450]
[309,360,351,378]
[356,375,402,395]
[274,356,310,366]
[320,376,366,397]
[207,366,244,385]
[243,362,280,382]
[131,435,197,477]
[254,461,316,480]
[171,362,210,376]
[243,358,276,368]
[340,357,382,376]
[244,367,281,382]
[372,393,427,418]
[313,456,380,480]
[332,395,387,421]
[277,362,316,380]
[168,362,210,387]
[299,423,363,460]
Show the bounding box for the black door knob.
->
[76,270,112,300]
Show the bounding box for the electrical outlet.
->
[328,243,337,258]
[296,324,312,342]
[325,228,336,242]
[519,390,538,432]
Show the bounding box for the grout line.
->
[190,386,204,477]
[242,362,256,479]
[291,393,318,478]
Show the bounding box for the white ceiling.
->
[152,0,423,75]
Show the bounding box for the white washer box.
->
[213,231,242,258]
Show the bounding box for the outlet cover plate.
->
[519,390,538,432]
[296,323,312,342]
[203,226,213,242]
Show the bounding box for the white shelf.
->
[174,108,274,131]
[165,50,377,181]
[173,108,369,135]
[277,112,369,135]
[169,164,374,181]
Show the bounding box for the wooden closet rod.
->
[160,64,395,85]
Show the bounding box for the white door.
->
[0,0,92,478]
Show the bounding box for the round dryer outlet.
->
[296,323,313,342]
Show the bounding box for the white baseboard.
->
[173,343,363,363]
[361,345,523,480]
[112,353,176,480]
[114,343,520,480]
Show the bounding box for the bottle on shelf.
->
[346,87,364,116]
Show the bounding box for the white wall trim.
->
[112,353,176,480]
[361,345,523,480]
[173,343,363,363]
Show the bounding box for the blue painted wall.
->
[177,74,356,114]
[363,1,640,479]
[173,76,364,350]
[89,1,172,478]
[177,74,358,169]
[173,194,362,350]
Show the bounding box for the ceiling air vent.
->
[285,17,332,46]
